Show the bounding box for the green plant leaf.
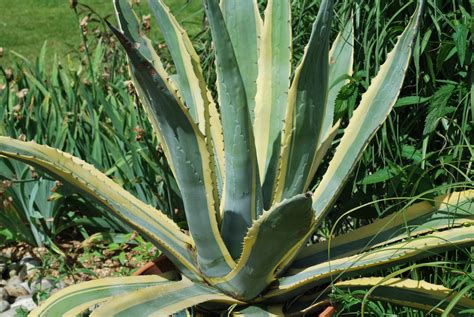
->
[0,137,200,279]
[294,190,474,268]
[212,193,314,301]
[232,305,284,316]
[90,278,240,316]
[311,1,424,219]
[265,226,474,302]
[453,22,468,67]
[30,274,178,317]
[148,0,209,132]
[220,0,262,121]
[322,15,354,141]
[423,84,456,135]
[254,0,292,209]
[109,24,235,277]
[273,0,334,203]
[203,0,262,259]
[335,277,474,315]
[358,165,403,185]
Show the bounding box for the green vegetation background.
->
[0,0,202,65]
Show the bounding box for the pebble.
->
[4,284,29,298]
[0,308,18,317]
[0,299,10,312]
[20,279,54,293]
[18,256,40,280]
[6,270,22,286]
[5,271,26,297]
[11,295,37,311]
[0,288,8,300]
[0,250,69,316]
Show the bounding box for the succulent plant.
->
[0,0,472,315]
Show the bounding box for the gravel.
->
[0,252,63,316]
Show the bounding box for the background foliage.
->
[0,0,473,314]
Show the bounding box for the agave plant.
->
[0,0,472,315]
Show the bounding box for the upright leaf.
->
[148,0,207,131]
[273,0,334,204]
[109,25,234,277]
[312,2,424,218]
[321,16,353,139]
[211,194,314,301]
[114,0,180,101]
[147,0,226,210]
[254,0,292,208]
[203,0,262,259]
[220,0,262,120]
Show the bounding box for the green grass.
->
[0,0,203,66]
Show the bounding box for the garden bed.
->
[0,237,158,316]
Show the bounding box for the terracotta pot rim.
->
[133,254,176,276]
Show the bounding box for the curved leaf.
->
[264,226,474,301]
[0,137,200,279]
[212,194,314,301]
[110,24,234,277]
[30,273,177,317]
[294,190,474,267]
[203,0,262,259]
[274,0,334,204]
[90,278,240,316]
[335,277,474,315]
[312,1,424,218]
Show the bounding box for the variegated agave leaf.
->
[5,0,473,315]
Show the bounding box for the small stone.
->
[0,299,10,312]
[48,288,60,297]
[0,308,17,317]
[6,272,22,287]
[18,256,40,280]
[0,287,8,300]
[30,279,53,292]
[10,295,36,311]
[5,285,29,298]
[8,270,17,279]
[19,282,32,294]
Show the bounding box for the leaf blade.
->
[294,190,474,268]
[109,23,235,277]
[90,279,240,316]
[30,274,177,317]
[212,194,314,300]
[254,0,292,208]
[274,0,334,203]
[0,137,200,278]
[203,0,262,259]
[220,0,262,121]
[312,2,424,218]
